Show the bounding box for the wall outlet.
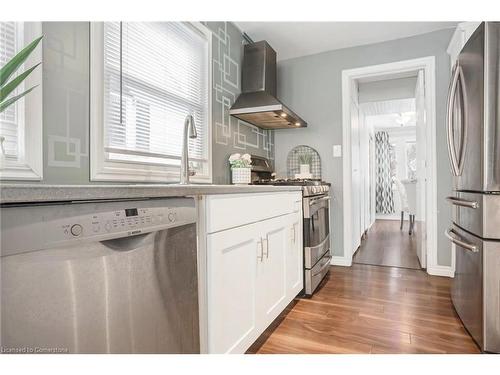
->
[333,145,342,158]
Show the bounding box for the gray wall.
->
[10,21,273,185]
[274,28,455,267]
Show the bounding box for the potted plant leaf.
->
[0,35,43,167]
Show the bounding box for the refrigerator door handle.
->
[445,228,479,253]
[445,196,479,209]
[446,62,461,176]
[456,67,468,175]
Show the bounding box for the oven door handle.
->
[309,196,331,206]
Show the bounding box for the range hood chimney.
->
[229,41,307,129]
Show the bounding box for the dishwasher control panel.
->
[50,205,191,244]
[1,197,196,257]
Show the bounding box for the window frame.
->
[0,22,43,181]
[90,22,212,183]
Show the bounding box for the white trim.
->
[90,22,213,183]
[0,22,43,181]
[330,255,352,267]
[341,56,445,276]
[427,264,455,278]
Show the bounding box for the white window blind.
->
[103,22,209,171]
[0,22,23,159]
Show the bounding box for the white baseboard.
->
[427,265,454,278]
[331,255,352,267]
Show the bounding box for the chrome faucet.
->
[180,114,198,184]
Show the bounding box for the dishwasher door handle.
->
[100,232,153,251]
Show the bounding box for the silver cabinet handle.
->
[445,228,479,253]
[257,239,264,262]
[291,223,296,243]
[309,196,330,206]
[446,196,478,209]
[446,62,461,176]
[262,237,269,259]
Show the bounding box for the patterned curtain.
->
[375,131,395,214]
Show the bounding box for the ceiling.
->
[367,113,416,129]
[235,22,458,61]
[362,98,416,128]
[361,98,415,116]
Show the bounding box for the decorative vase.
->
[232,167,251,185]
[300,164,310,175]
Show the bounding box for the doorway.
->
[353,94,422,269]
[340,57,438,273]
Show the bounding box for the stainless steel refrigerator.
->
[445,22,500,353]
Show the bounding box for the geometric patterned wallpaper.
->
[42,22,91,184]
[205,21,275,184]
[45,24,88,170]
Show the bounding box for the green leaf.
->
[0,62,41,102]
[0,86,38,113]
[0,36,43,87]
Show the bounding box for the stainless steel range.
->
[250,156,331,296]
[300,183,331,295]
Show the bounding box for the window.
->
[90,22,212,182]
[1,22,20,159]
[0,22,42,180]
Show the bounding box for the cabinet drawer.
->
[205,192,302,233]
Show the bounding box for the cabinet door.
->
[256,216,289,329]
[206,222,261,354]
[287,212,304,299]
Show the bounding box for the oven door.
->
[303,195,330,268]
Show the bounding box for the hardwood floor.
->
[353,219,421,270]
[256,264,480,354]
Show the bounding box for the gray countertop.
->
[0,184,303,204]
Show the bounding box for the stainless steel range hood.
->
[229,41,307,129]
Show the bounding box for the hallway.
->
[353,219,421,269]
[256,264,479,354]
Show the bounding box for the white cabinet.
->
[206,221,261,354]
[201,191,303,354]
[256,215,289,329]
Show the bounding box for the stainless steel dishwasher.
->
[0,197,199,354]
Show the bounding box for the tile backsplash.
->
[7,21,274,185]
